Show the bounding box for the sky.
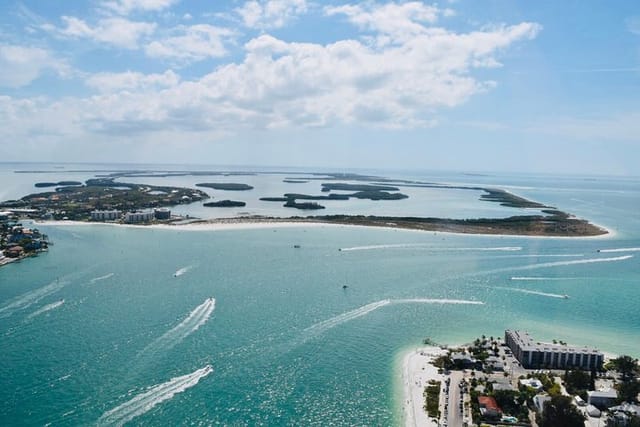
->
[0,0,639,175]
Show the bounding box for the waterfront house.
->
[5,246,24,257]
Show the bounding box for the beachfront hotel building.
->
[124,210,154,223]
[505,330,604,370]
[91,209,121,221]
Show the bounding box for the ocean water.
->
[0,164,639,425]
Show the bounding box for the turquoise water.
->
[1,165,639,425]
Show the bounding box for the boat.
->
[293,244,301,249]
[563,294,569,299]
[342,285,348,289]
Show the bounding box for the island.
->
[34,181,83,188]
[203,200,247,208]
[196,183,254,191]
[0,178,209,221]
[284,201,326,210]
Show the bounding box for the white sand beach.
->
[402,346,448,427]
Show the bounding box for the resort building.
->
[124,210,154,223]
[154,208,171,220]
[91,209,121,221]
[505,330,604,370]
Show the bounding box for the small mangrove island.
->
[196,183,254,191]
[203,200,247,208]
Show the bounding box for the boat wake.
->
[598,247,640,253]
[300,298,484,342]
[0,279,67,318]
[141,298,215,355]
[486,255,633,275]
[339,244,522,252]
[511,276,579,281]
[494,287,568,299]
[27,299,65,319]
[97,365,213,426]
[173,265,193,277]
[90,273,115,284]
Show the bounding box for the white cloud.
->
[145,25,234,62]
[326,1,454,44]
[0,45,68,88]
[85,70,180,93]
[101,0,180,15]
[51,16,156,48]
[235,0,308,29]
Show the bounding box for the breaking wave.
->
[97,365,213,426]
[141,298,215,355]
[27,299,65,319]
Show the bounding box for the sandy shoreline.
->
[31,217,615,239]
[401,346,448,427]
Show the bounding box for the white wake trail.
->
[598,247,640,253]
[393,298,485,305]
[173,265,193,277]
[339,244,522,252]
[511,277,579,281]
[98,365,213,426]
[301,298,484,341]
[90,273,114,283]
[141,298,215,355]
[486,255,633,275]
[0,279,66,318]
[27,299,65,319]
[494,287,568,299]
[303,300,392,335]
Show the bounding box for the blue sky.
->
[0,0,638,175]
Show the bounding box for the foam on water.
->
[486,255,633,275]
[0,279,67,318]
[27,299,65,319]
[339,244,522,252]
[140,298,215,355]
[90,273,115,284]
[301,298,484,341]
[494,287,568,299]
[511,276,579,281]
[173,266,193,277]
[597,247,640,253]
[97,365,213,426]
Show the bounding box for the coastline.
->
[32,216,615,239]
[400,346,448,427]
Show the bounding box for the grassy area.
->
[423,380,441,420]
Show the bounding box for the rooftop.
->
[506,330,603,355]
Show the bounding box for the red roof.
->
[478,396,501,412]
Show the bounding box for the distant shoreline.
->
[33,215,613,239]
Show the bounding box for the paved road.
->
[445,371,464,427]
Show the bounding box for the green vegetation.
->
[537,395,585,427]
[203,200,246,207]
[480,188,549,208]
[563,370,593,399]
[196,183,254,191]
[283,193,349,200]
[283,179,308,183]
[607,355,640,403]
[423,380,441,420]
[320,183,400,192]
[284,200,325,210]
[349,191,408,200]
[0,178,208,221]
[34,181,82,188]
